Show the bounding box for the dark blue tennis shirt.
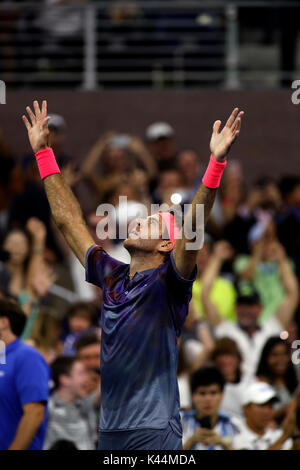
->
[85,244,197,433]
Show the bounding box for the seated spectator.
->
[202,256,299,378]
[75,331,101,397]
[212,337,250,419]
[25,306,63,364]
[277,175,300,279]
[0,298,50,450]
[234,221,296,323]
[181,367,238,450]
[232,382,300,450]
[145,122,177,171]
[62,301,98,355]
[256,336,299,423]
[44,356,98,450]
[193,239,237,324]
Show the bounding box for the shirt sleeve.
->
[85,244,126,289]
[16,348,50,406]
[165,252,197,336]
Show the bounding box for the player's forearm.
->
[44,173,85,230]
[8,409,44,450]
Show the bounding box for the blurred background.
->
[1,0,300,451]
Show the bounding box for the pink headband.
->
[158,212,180,245]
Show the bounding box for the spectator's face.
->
[236,304,261,329]
[158,170,183,193]
[3,230,29,265]
[78,342,101,371]
[66,361,90,399]
[213,354,240,383]
[192,384,223,418]
[177,151,199,182]
[149,137,175,160]
[69,313,92,333]
[243,402,274,432]
[267,343,290,377]
[104,147,127,172]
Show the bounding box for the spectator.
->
[181,367,238,450]
[202,254,299,378]
[193,239,237,324]
[44,355,97,450]
[212,337,249,419]
[62,301,97,355]
[0,298,50,450]
[234,221,296,323]
[145,122,177,171]
[75,331,101,397]
[232,382,300,450]
[256,336,299,423]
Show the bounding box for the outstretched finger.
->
[41,100,47,118]
[33,100,41,118]
[22,115,31,131]
[225,107,239,128]
[213,120,222,134]
[26,106,36,126]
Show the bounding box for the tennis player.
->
[22,101,243,450]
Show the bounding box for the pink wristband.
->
[202,154,227,188]
[35,148,61,180]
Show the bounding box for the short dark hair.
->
[190,366,225,394]
[279,176,300,199]
[67,301,96,322]
[51,356,79,390]
[0,298,27,336]
[74,332,100,353]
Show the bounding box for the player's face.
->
[244,402,274,431]
[124,214,167,252]
[192,384,223,419]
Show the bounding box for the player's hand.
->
[210,107,244,162]
[22,100,50,154]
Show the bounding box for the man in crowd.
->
[181,366,238,450]
[0,298,50,450]
[75,331,101,396]
[44,355,98,450]
[22,100,243,450]
[202,242,299,378]
[232,382,300,450]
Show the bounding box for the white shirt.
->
[215,316,283,378]
[232,420,292,450]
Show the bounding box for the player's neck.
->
[129,252,162,280]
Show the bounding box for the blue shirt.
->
[180,409,238,450]
[85,244,196,432]
[0,339,50,450]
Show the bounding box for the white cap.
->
[242,382,277,406]
[146,122,175,141]
[48,114,66,131]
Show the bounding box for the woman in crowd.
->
[256,336,299,423]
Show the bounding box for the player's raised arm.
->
[173,107,244,279]
[22,100,95,266]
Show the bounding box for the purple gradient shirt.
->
[85,245,196,432]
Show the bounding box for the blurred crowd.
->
[0,111,300,450]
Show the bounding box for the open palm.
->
[210,107,244,161]
[22,100,50,154]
